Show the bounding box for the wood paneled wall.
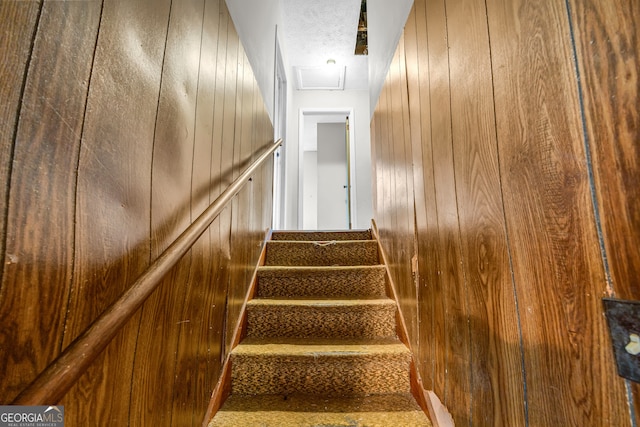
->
[0,1,273,425]
[371,0,639,425]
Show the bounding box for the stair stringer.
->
[201,228,273,426]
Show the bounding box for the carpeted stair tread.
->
[208,393,432,426]
[265,240,379,266]
[246,298,397,339]
[231,338,411,396]
[271,229,372,241]
[256,265,387,298]
[232,336,409,355]
[247,298,396,306]
[207,229,432,425]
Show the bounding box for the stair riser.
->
[246,305,397,339]
[231,354,411,396]
[265,241,379,266]
[257,268,386,299]
[271,230,372,241]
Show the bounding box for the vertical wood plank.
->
[226,40,246,354]
[0,1,41,305]
[566,0,638,423]
[203,3,230,402]
[423,0,474,421]
[0,0,100,403]
[220,18,239,354]
[398,31,420,356]
[62,0,171,424]
[487,0,630,424]
[567,0,640,300]
[404,3,437,390]
[567,0,640,418]
[445,0,525,424]
[130,0,204,424]
[172,0,220,424]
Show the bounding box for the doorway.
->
[298,109,356,230]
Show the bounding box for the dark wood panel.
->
[221,21,240,354]
[445,0,525,424]
[567,0,640,421]
[0,0,273,422]
[0,0,100,403]
[131,0,204,424]
[62,0,171,423]
[0,1,41,315]
[226,41,247,353]
[487,0,630,424]
[568,0,640,301]
[204,3,230,402]
[172,0,220,424]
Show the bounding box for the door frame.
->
[272,28,287,230]
[297,108,356,229]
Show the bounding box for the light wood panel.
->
[424,0,474,420]
[371,0,638,424]
[445,0,525,424]
[403,2,438,393]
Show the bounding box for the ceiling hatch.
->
[294,65,346,90]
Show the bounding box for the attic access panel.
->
[295,65,346,90]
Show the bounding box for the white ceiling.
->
[281,0,368,91]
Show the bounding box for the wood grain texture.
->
[487,0,630,424]
[445,0,525,424]
[219,11,240,357]
[61,0,171,423]
[130,1,204,424]
[203,4,231,405]
[0,0,274,423]
[372,0,636,424]
[0,0,99,403]
[0,1,41,320]
[172,1,221,424]
[403,2,438,393]
[392,33,419,354]
[566,0,640,420]
[425,0,473,420]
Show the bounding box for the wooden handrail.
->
[12,139,283,405]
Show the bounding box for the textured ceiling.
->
[282,0,368,91]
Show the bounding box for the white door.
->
[317,122,348,229]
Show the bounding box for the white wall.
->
[225,0,286,121]
[302,151,318,229]
[225,0,410,231]
[367,0,414,114]
[285,90,372,230]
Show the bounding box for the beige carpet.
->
[208,229,431,426]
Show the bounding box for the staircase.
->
[208,230,432,426]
